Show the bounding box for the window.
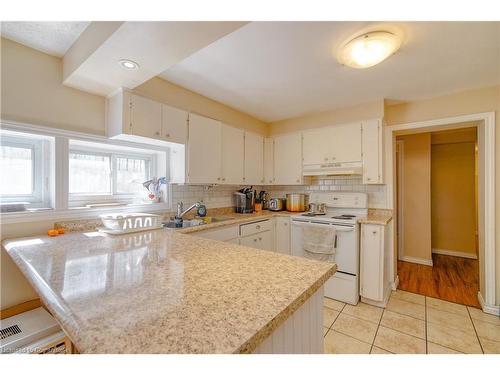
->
[68,141,154,205]
[0,131,51,208]
[1,123,169,218]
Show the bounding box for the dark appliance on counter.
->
[234,186,255,213]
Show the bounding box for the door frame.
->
[384,112,497,314]
[395,140,405,262]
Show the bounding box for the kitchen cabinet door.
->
[360,224,384,301]
[302,128,330,165]
[264,138,274,184]
[273,133,303,185]
[362,119,383,184]
[330,123,362,163]
[221,124,244,184]
[161,104,188,144]
[129,94,162,139]
[187,113,222,184]
[275,216,290,254]
[240,231,272,251]
[244,132,264,185]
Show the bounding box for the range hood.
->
[302,161,363,177]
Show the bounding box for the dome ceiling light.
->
[337,31,402,69]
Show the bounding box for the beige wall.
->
[397,133,433,263]
[386,84,500,305]
[134,78,268,135]
[0,39,268,310]
[268,100,384,135]
[1,38,106,135]
[431,128,477,256]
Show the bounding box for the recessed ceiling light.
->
[119,59,139,70]
[337,31,402,69]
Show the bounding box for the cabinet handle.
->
[256,225,261,230]
[296,179,300,183]
[222,178,226,181]
[155,131,160,136]
[324,157,328,161]
[217,177,221,181]
[284,223,287,226]
[254,238,258,242]
[372,231,377,234]
[259,237,262,241]
[269,180,273,183]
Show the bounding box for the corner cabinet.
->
[360,222,391,307]
[362,119,383,184]
[107,89,187,144]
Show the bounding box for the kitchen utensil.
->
[286,193,308,212]
[268,198,285,211]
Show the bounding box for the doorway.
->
[386,113,498,314]
[395,127,479,307]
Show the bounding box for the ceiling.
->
[1,21,499,123]
[161,21,500,122]
[1,21,89,57]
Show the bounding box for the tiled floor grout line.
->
[370,308,385,353]
[467,306,485,354]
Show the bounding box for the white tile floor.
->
[323,290,500,354]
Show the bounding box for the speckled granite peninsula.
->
[2,228,335,353]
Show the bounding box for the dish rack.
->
[99,213,162,234]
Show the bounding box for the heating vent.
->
[0,324,22,340]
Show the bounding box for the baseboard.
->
[391,275,400,291]
[477,291,499,316]
[400,256,433,266]
[432,248,478,259]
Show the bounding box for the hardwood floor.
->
[397,253,480,308]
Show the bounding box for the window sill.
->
[0,202,171,224]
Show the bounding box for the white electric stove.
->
[291,192,368,305]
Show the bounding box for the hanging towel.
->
[302,225,336,262]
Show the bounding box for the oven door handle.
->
[292,221,355,232]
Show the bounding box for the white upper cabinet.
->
[221,124,244,185]
[302,128,330,165]
[264,138,274,185]
[362,119,383,184]
[302,123,362,166]
[107,90,189,145]
[161,104,188,144]
[330,123,362,163]
[128,93,163,139]
[273,133,303,185]
[187,113,222,184]
[244,132,264,185]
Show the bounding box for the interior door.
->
[244,132,264,185]
[221,124,244,184]
[129,94,162,139]
[187,113,222,184]
[273,133,302,185]
[161,104,188,144]
[330,123,362,163]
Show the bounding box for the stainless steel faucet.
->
[175,201,202,220]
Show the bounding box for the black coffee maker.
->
[234,187,255,213]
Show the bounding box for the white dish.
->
[97,224,164,235]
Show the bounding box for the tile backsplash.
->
[171,176,386,210]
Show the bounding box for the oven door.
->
[291,219,358,275]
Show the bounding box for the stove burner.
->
[331,214,356,220]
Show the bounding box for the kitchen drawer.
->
[194,225,239,242]
[239,219,272,237]
[239,231,272,251]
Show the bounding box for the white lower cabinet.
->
[240,231,272,251]
[360,222,391,307]
[274,216,290,254]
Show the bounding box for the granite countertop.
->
[358,209,393,225]
[2,228,335,354]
